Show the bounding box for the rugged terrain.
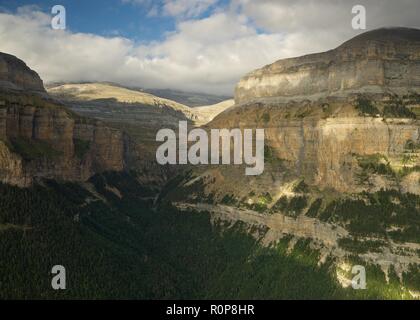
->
[0,53,126,186]
[1,28,420,299]
[163,28,420,292]
[47,82,233,184]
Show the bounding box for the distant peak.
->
[339,27,420,48]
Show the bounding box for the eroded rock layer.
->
[0,53,126,186]
[235,28,420,105]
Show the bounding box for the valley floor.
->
[0,172,418,299]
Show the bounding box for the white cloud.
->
[122,0,218,19]
[0,1,419,95]
[162,0,218,18]
[0,8,285,95]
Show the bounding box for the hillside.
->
[1,28,420,299]
[162,28,420,292]
[143,88,231,107]
[194,99,235,125]
[47,83,234,184]
[0,53,126,187]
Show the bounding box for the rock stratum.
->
[166,28,420,279]
[235,28,420,105]
[0,53,126,186]
[194,28,420,197]
[47,82,233,185]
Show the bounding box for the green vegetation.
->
[355,150,420,181]
[355,153,396,184]
[7,137,62,161]
[264,145,286,166]
[355,97,380,116]
[244,192,272,213]
[355,96,417,119]
[404,139,420,152]
[293,179,310,193]
[340,256,414,299]
[383,96,416,119]
[221,194,236,205]
[383,104,416,118]
[319,189,420,242]
[0,173,419,298]
[305,198,323,218]
[261,112,270,123]
[0,173,347,299]
[403,92,420,104]
[73,139,91,159]
[337,238,385,254]
[272,196,308,217]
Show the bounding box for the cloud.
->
[0,8,285,95]
[122,0,219,19]
[0,1,419,95]
[162,0,218,18]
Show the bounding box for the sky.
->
[0,0,419,95]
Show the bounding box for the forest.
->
[0,172,417,299]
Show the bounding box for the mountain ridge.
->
[235,27,420,105]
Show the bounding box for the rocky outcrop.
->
[47,83,233,186]
[206,101,420,194]
[198,28,420,196]
[0,52,126,186]
[162,28,420,286]
[235,28,420,105]
[0,53,45,93]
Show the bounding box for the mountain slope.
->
[194,99,235,125]
[0,53,126,187]
[236,27,420,105]
[163,28,420,288]
[1,172,413,299]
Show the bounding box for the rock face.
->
[0,53,126,186]
[168,28,420,202]
[0,53,45,92]
[164,28,420,280]
[235,28,420,105]
[47,83,234,186]
[208,104,420,194]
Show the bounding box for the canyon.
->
[0,27,420,297]
[162,28,420,288]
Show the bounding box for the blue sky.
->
[0,0,227,42]
[0,1,419,95]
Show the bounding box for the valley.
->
[0,27,420,299]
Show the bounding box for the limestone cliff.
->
[235,28,420,105]
[200,28,420,196]
[47,83,233,186]
[166,29,420,276]
[0,52,126,186]
[0,52,45,93]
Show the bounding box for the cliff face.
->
[0,53,125,186]
[201,28,420,196]
[166,28,420,207]
[0,52,45,92]
[47,83,234,186]
[208,101,420,195]
[166,29,420,279]
[235,28,420,105]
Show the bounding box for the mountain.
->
[142,88,231,107]
[0,53,126,187]
[47,83,233,184]
[193,99,235,126]
[1,28,420,299]
[236,27,420,104]
[163,28,420,290]
[0,61,358,299]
